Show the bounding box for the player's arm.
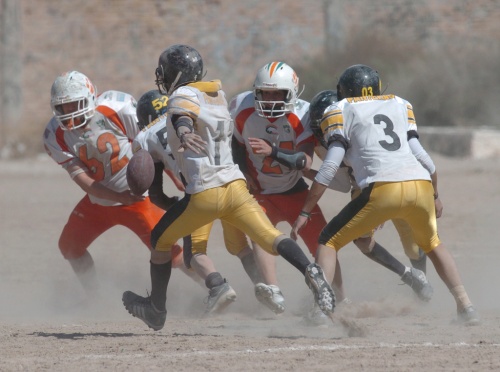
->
[304,166,351,193]
[247,137,309,170]
[148,162,179,211]
[168,90,206,153]
[67,160,144,205]
[232,136,259,193]
[408,134,442,217]
[292,141,345,239]
[305,142,345,211]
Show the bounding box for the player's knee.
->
[58,237,86,260]
[403,243,421,260]
[235,245,250,258]
[353,237,372,253]
[151,249,171,264]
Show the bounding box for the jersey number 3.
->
[374,114,401,151]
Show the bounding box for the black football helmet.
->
[136,90,169,130]
[309,90,338,149]
[155,44,204,95]
[337,64,381,100]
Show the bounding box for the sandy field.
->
[1,153,499,371]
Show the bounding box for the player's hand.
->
[178,132,206,154]
[434,197,443,218]
[291,215,309,241]
[248,137,272,156]
[118,190,145,205]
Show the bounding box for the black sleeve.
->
[231,136,247,173]
[407,130,419,140]
[327,134,349,151]
[148,162,179,211]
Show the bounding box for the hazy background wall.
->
[1,0,499,158]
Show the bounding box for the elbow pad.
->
[270,146,307,170]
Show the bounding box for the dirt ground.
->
[1,153,499,371]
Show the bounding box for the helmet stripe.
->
[268,61,284,77]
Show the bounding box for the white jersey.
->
[165,80,244,195]
[132,114,178,175]
[43,90,139,206]
[313,146,355,193]
[321,94,430,189]
[229,91,314,194]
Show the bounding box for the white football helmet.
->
[253,62,301,118]
[50,71,97,130]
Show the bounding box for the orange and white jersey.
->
[229,91,314,194]
[320,94,430,189]
[132,114,178,174]
[165,80,245,195]
[43,90,139,206]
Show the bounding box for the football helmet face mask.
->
[136,90,169,130]
[253,62,300,118]
[50,71,97,131]
[309,90,338,149]
[155,44,204,95]
[337,64,381,100]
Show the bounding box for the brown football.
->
[126,149,155,195]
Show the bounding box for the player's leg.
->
[220,218,285,314]
[291,198,348,302]
[221,220,261,284]
[218,181,335,319]
[221,220,285,314]
[251,242,286,314]
[221,182,311,276]
[59,196,111,294]
[248,195,283,280]
[119,196,204,287]
[123,192,218,330]
[407,180,478,324]
[426,244,478,324]
[190,222,236,315]
[392,218,427,273]
[354,235,432,301]
[314,183,399,314]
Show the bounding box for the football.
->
[126,149,155,195]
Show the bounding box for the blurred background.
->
[1,0,499,158]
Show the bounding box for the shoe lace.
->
[138,290,152,303]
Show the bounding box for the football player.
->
[292,64,479,325]
[122,45,335,331]
[43,71,196,296]
[307,89,433,301]
[229,62,348,324]
[133,89,270,315]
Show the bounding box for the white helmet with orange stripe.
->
[50,71,97,130]
[253,62,301,118]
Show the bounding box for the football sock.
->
[205,272,225,289]
[450,285,472,310]
[276,238,311,275]
[410,249,427,274]
[240,253,263,284]
[182,235,193,269]
[150,260,172,312]
[363,242,406,276]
